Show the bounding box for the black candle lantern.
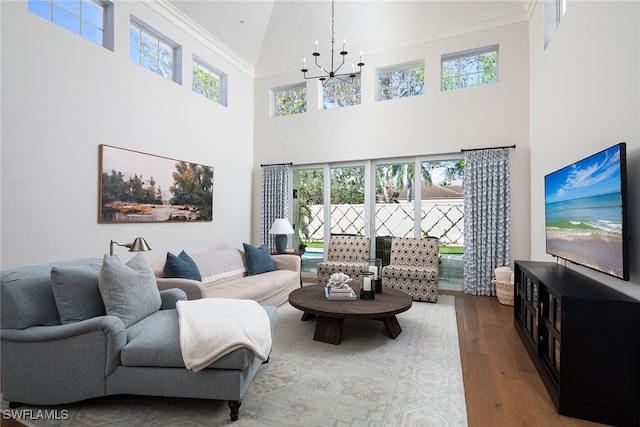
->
[366,258,383,293]
[360,271,375,300]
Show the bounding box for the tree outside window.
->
[193,61,222,104]
[323,77,361,109]
[129,21,177,81]
[274,84,307,116]
[442,47,497,91]
[378,65,424,101]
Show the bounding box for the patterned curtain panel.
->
[463,148,511,296]
[261,164,290,249]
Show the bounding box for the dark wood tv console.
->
[514,261,640,426]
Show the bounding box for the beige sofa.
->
[151,248,300,306]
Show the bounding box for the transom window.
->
[442,46,498,91]
[545,0,567,48]
[193,58,227,106]
[28,0,112,49]
[129,18,180,82]
[378,64,425,101]
[274,84,307,116]
[323,77,361,109]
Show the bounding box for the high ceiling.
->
[167,1,531,77]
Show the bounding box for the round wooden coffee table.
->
[288,285,412,345]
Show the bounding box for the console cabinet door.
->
[514,265,538,352]
[538,286,561,388]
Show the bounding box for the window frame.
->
[321,76,362,110]
[27,0,114,50]
[544,0,567,49]
[292,154,465,287]
[129,16,182,84]
[441,45,499,92]
[273,83,307,117]
[376,61,425,102]
[192,56,228,106]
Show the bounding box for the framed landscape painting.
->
[99,145,214,223]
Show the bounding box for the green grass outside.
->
[304,242,324,249]
[439,246,464,255]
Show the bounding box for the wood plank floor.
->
[2,291,608,427]
[443,290,607,427]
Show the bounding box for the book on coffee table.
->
[325,286,357,300]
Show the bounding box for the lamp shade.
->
[129,237,152,252]
[269,219,294,235]
[110,237,152,256]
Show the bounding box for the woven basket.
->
[495,280,514,306]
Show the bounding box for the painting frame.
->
[99,144,214,223]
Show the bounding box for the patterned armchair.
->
[316,236,371,288]
[381,237,439,302]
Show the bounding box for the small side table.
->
[271,251,305,256]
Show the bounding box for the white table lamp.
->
[269,219,294,253]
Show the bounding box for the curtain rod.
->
[460,144,516,153]
[260,162,293,167]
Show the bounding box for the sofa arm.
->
[156,277,207,300]
[1,315,124,343]
[0,316,127,405]
[272,254,301,273]
[159,288,187,309]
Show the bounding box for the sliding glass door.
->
[292,157,465,286]
[329,165,365,236]
[421,159,464,285]
[293,168,325,275]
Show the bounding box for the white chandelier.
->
[301,0,364,87]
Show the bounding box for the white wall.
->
[0,1,255,269]
[253,22,531,266]
[529,1,640,299]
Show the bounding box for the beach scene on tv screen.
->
[545,144,624,278]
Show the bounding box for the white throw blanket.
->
[176,298,272,372]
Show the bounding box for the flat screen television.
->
[544,142,629,281]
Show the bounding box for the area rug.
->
[3,294,467,427]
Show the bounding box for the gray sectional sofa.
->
[0,256,277,421]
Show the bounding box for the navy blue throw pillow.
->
[243,243,277,276]
[163,250,202,281]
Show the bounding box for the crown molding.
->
[397,3,531,50]
[521,0,538,20]
[142,0,255,78]
[143,0,532,81]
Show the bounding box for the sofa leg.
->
[228,400,242,421]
